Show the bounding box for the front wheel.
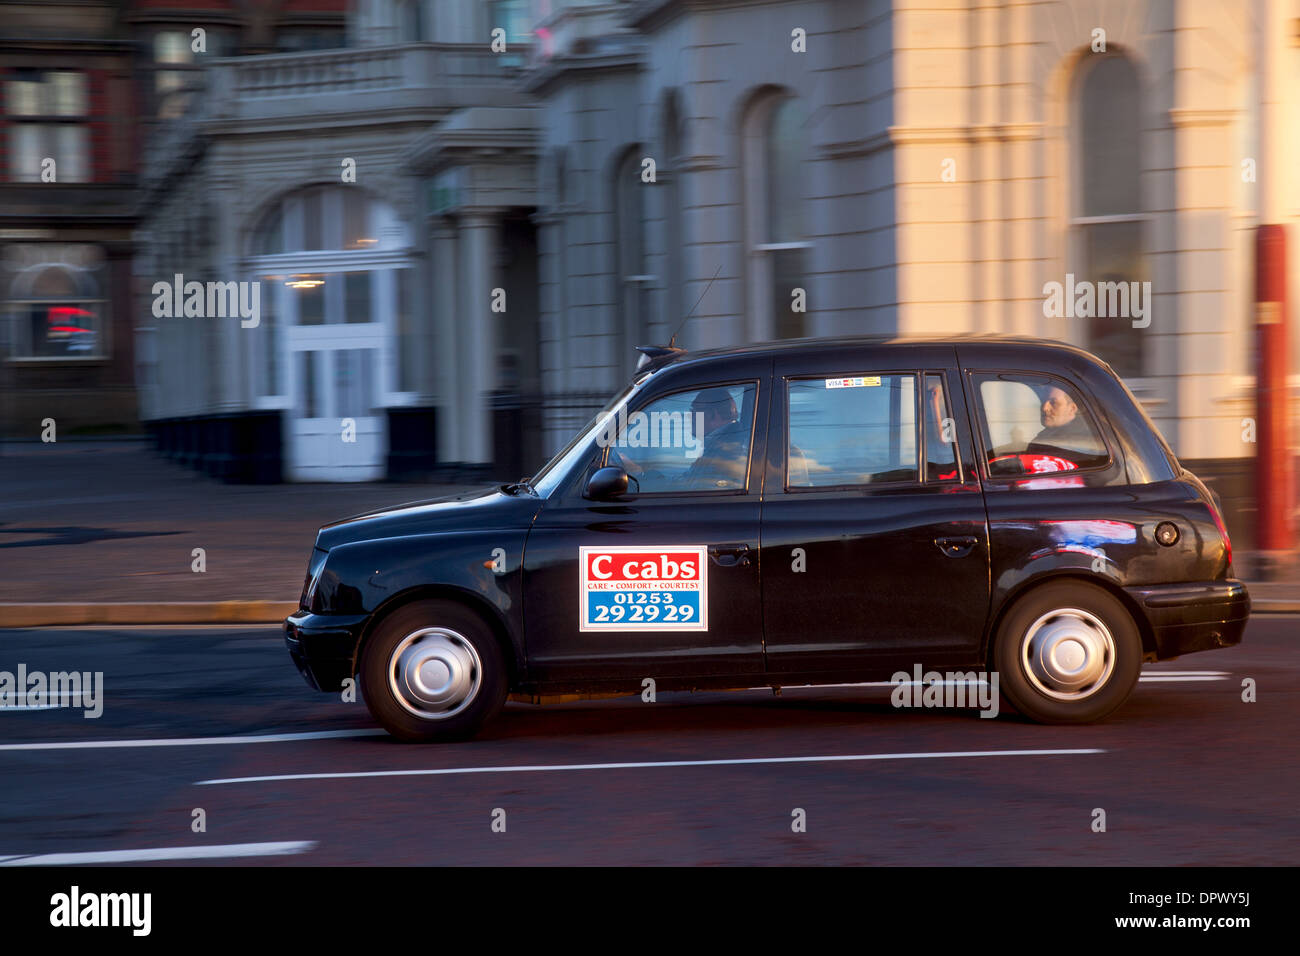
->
[360,600,508,742]
[993,581,1142,724]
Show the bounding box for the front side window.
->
[607,383,758,494]
[530,371,655,497]
[974,372,1109,476]
[787,374,918,488]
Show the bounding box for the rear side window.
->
[787,374,917,487]
[973,372,1109,476]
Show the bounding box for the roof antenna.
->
[668,263,723,349]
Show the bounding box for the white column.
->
[212,178,243,411]
[431,217,461,462]
[459,208,499,465]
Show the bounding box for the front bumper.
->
[1124,579,1250,659]
[284,608,370,692]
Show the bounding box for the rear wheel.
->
[993,581,1141,724]
[360,600,507,742]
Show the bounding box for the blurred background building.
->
[0,0,345,438]
[10,0,1293,546]
[0,0,140,437]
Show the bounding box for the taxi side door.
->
[759,348,992,674]
[521,358,772,683]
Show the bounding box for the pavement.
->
[0,440,476,625]
[1,439,1298,624]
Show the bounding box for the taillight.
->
[1208,499,1232,574]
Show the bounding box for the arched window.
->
[5,249,105,358]
[245,185,414,403]
[743,90,809,341]
[1074,52,1144,378]
[250,184,403,256]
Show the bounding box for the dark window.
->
[786,374,918,488]
[764,97,808,340]
[5,70,90,181]
[973,372,1109,476]
[1075,53,1145,378]
[344,272,371,323]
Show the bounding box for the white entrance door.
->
[280,269,392,482]
[287,328,387,482]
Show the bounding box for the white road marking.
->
[1139,676,1228,682]
[0,841,316,866]
[0,728,385,752]
[2,692,87,711]
[196,748,1105,786]
[1140,670,1230,683]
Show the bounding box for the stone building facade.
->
[135,0,1299,540]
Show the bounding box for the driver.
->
[681,387,748,489]
[614,387,749,491]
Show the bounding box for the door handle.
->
[709,543,752,567]
[935,536,979,558]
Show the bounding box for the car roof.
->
[643,334,1107,372]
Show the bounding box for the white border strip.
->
[0,841,316,866]
[197,748,1105,786]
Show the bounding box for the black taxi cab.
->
[284,336,1249,741]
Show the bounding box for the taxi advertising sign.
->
[579,546,708,632]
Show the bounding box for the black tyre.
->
[993,580,1142,724]
[359,599,508,742]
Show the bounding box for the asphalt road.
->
[0,618,1295,866]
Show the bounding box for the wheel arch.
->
[350,585,522,687]
[983,571,1157,669]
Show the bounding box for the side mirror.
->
[585,466,630,501]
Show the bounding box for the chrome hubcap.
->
[388,627,482,720]
[1021,607,1115,701]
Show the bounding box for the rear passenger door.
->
[760,349,991,673]
[962,367,1139,594]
